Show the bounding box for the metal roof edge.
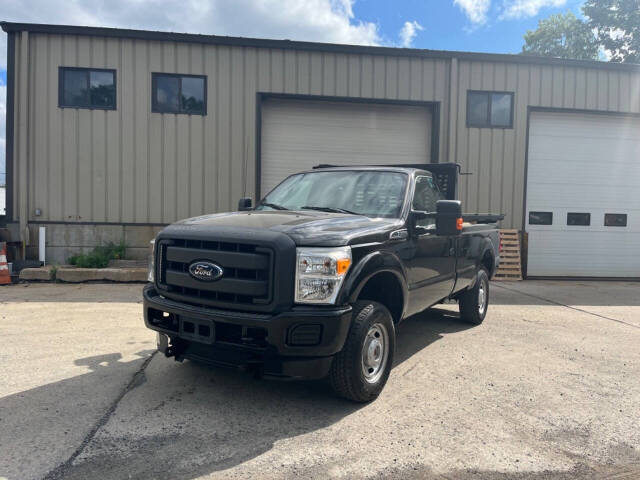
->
[2,21,640,72]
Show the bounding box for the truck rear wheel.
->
[329,301,395,402]
[458,267,490,325]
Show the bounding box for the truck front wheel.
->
[329,301,395,402]
[458,267,490,325]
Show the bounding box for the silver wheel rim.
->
[361,323,389,384]
[478,278,487,316]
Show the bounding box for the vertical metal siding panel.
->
[360,55,373,98]
[271,49,284,93]
[256,48,270,91]
[161,42,177,222]
[11,34,20,219]
[48,35,64,221]
[540,65,552,106]
[32,35,48,221]
[528,66,541,106]
[435,59,448,163]
[563,67,576,109]
[597,70,608,110]
[477,62,493,212]
[385,56,398,99]
[608,71,620,111]
[297,50,311,95]
[120,39,135,222]
[134,40,150,223]
[284,50,296,94]
[631,74,640,113]
[373,56,385,98]
[77,38,93,222]
[62,35,79,222]
[91,37,107,222]
[244,47,257,200]
[105,37,121,222]
[230,46,245,210]
[175,42,190,221]
[586,69,598,109]
[489,63,507,216]
[501,63,518,226]
[190,44,205,215]
[619,72,630,113]
[321,52,334,95]
[551,66,563,107]
[409,58,421,101]
[348,54,360,97]
[147,41,163,223]
[203,45,218,213]
[512,64,529,230]
[466,61,482,213]
[397,57,410,99]
[216,46,231,213]
[335,53,348,96]
[574,68,587,110]
[309,52,323,95]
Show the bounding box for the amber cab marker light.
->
[456,218,464,230]
[336,258,351,275]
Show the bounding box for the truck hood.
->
[170,210,401,246]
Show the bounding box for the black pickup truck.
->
[144,164,501,401]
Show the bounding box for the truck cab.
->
[144,164,500,401]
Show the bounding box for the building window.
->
[152,73,206,115]
[567,212,590,226]
[604,213,627,227]
[467,91,514,128]
[59,67,116,109]
[529,211,552,225]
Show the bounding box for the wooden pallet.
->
[494,229,522,281]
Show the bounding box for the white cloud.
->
[0,0,382,183]
[399,20,423,48]
[500,0,566,20]
[454,0,491,25]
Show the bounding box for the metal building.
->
[1,22,640,276]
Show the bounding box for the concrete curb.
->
[19,267,55,281]
[56,267,148,283]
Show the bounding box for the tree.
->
[521,12,599,61]
[583,0,640,63]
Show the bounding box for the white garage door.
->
[260,98,432,195]
[526,111,640,277]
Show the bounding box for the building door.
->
[525,111,640,277]
[260,98,433,196]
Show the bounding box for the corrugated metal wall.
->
[14,31,450,226]
[10,31,640,230]
[453,60,640,229]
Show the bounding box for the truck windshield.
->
[257,170,408,218]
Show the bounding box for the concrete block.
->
[56,267,147,283]
[19,267,55,281]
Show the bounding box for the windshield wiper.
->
[301,206,358,215]
[259,202,289,210]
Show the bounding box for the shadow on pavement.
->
[0,308,474,480]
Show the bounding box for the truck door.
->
[405,175,457,315]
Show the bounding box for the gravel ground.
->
[0,280,639,480]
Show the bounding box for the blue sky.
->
[0,0,589,185]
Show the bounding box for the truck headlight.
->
[295,247,351,304]
[148,239,156,283]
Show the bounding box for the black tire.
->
[458,267,490,325]
[329,301,396,402]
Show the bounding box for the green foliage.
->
[583,0,640,63]
[68,241,127,269]
[521,12,600,60]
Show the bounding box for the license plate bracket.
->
[179,316,216,344]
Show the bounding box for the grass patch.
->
[68,241,127,269]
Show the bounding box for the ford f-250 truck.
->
[144,164,501,402]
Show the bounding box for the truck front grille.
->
[156,238,273,310]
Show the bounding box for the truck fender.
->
[338,250,409,316]
[474,238,496,282]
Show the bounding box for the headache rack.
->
[312,163,504,225]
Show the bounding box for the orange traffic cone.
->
[0,242,11,285]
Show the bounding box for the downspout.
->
[18,30,29,254]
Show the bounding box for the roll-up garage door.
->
[260,98,432,195]
[526,111,640,277]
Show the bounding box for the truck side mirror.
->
[238,197,253,211]
[435,200,462,236]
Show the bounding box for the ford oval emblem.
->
[188,261,223,282]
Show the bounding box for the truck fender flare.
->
[339,250,409,312]
[475,239,496,281]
